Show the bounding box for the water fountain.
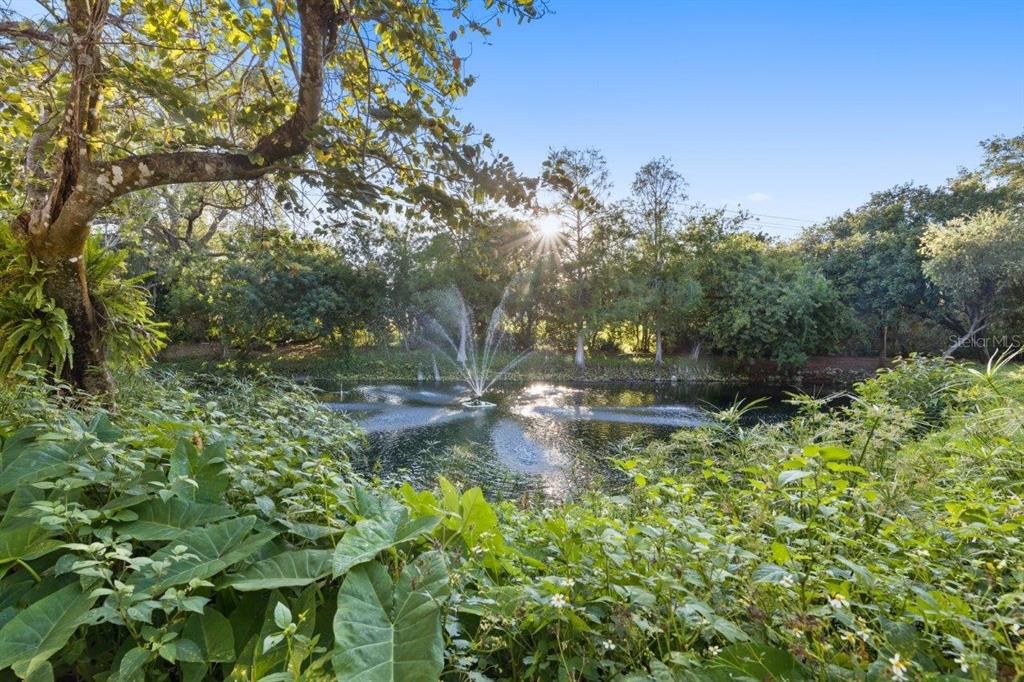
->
[415,287,531,408]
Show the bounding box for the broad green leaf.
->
[0,524,62,563]
[223,549,332,591]
[332,551,449,681]
[180,609,235,663]
[116,498,236,541]
[751,563,791,584]
[707,642,805,679]
[0,582,96,671]
[0,440,73,495]
[128,517,276,593]
[333,509,438,578]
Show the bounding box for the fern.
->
[0,233,166,378]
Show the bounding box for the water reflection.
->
[324,381,800,500]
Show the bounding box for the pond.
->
[324,381,815,499]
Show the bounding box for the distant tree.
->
[541,148,627,368]
[700,234,847,367]
[920,209,1024,357]
[981,134,1024,192]
[629,157,688,364]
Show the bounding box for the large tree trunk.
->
[654,326,664,365]
[44,258,114,393]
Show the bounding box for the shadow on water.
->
[322,381,811,500]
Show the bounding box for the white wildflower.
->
[706,645,721,656]
[601,639,616,651]
[828,593,849,609]
[780,574,796,589]
[549,593,568,609]
[888,653,908,681]
[954,653,969,673]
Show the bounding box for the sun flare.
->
[534,217,562,242]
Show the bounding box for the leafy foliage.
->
[0,235,165,378]
[1,360,1023,679]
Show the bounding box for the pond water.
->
[324,381,807,499]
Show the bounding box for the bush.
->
[1,360,1023,680]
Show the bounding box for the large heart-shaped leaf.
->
[0,438,73,496]
[179,608,235,663]
[128,517,276,593]
[116,498,236,541]
[332,551,449,681]
[222,549,333,591]
[332,509,438,578]
[0,581,96,671]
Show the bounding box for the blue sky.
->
[457,0,1024,235]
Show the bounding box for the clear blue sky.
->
[457,0,1024,235]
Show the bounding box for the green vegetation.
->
[1,357,1022,680]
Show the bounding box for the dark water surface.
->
[323,381,808,499]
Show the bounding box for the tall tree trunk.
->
[45,256,115,394]
[654,326,664,365]
[690,341,702,360]
[574,329,586,369]
[880,325,888,360]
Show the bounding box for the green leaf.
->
[707,642,805,679]
[109,647,152,682]
[116,498,236,541]
[0,524,62,563]
[180,609,235,663]
[333,508,438,578]
[0,582,96,671]
[751,563,791,584]
[777,469,812,487]
[222,549,332,591]
[0,439,73,496]
[332,551,449,681]
[128,517,276,593]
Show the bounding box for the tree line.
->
[1,0,1021,391]
[115,136,1023,370]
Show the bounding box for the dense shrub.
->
[1,359,1022,680]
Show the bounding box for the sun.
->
[534,216,562,242]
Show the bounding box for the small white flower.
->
[780,575,796,589]
[706,645,721,656]
[888,653,908,681]
[1010,622,1021,636]
[549,593,568,609]
[602,639,616,651]
[954,654,969,673]
[562,577,576,588]
[828,593,849,609]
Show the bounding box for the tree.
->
[698,233,847,367]
[920,209,1024,357]
[541,148,626,368]
[0,0,540,391]
[629,157,688,364]
[981,134,1024,192]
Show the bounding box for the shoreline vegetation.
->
[1,355,1022,679]
[157,343,889,387]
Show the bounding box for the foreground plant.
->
[1,358,1023,680]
